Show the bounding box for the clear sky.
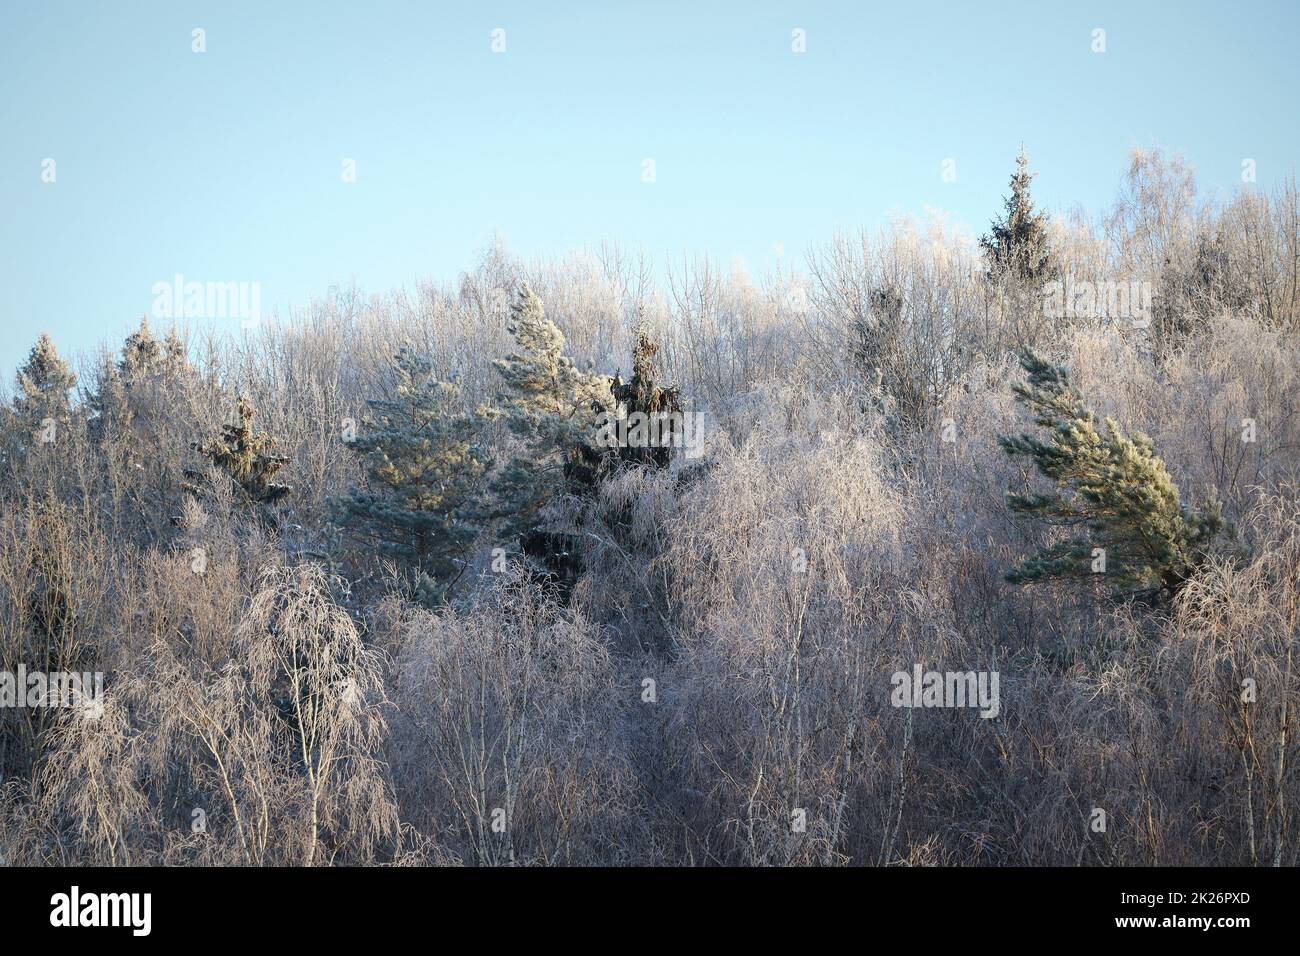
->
[2,0,1297,382]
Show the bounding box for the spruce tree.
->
[10,333,76,445]
[89,318,193,452]
[335,347,489,605]
[84,320,201,537]
[184,395,292,523]
[2,334,78,489]
[980,147,1056,284]
[997,350,1222,598]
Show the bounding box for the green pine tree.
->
[980,147,1057,284]
[335,347,489,605]
[998,350,1222,599]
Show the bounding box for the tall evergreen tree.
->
[997,350,1222,599]
[335,347,489,605]
[980,147,1057,284]
[2,334,78,488]
[10,333,76,443]
[490,285,613,555]
[89,318,193,450]
[82,319,201,538]
[490,290,691,592]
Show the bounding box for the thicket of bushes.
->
[1,149,1298,865]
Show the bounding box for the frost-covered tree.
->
[88,318,193,451]
[9,333,76,446]
[82,319,200,538]
[998,350,1223,598]
[184,395,292,523]
[490,285,613,558]
[335,347,489,605]
[491,291,690,591]
[1152,230,1254,357]
[605,321,684,470]
[981,147,1056,284]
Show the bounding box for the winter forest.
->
[2,146,1299,868]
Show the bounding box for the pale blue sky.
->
[2,0,1297,381]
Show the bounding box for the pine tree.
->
[980,147,1057,284]
[490,285,613,553]
[335,347,489,605]
[184,395,292,522]
[489,288,691,590]
[997,350,1222,598]
[10,333,76,445]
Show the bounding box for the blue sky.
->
[2,0,1297,382]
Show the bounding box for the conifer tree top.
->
[13,333,77,426]
[494,284,611,421]
[980,147,1056,284]
[16,333,76,395]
